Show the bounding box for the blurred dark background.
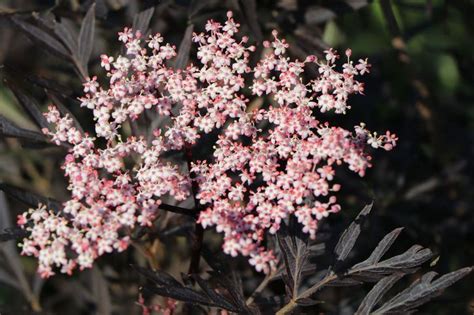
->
[0,0,473,314]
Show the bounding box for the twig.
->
[246,270,276,306]
[159,203,196,217]
[274,270,347,314]
[188,223,204,274]
[184,146,204,274]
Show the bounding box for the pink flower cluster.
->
[18,11,397,277]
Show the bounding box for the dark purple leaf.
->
[10,16,69,59]
[136,266,226,309]
[0,115,47,144]
[5,80,49,130]
[53,18,78,53]
[238,0,263,41]
[26,74,75,97]
[207,269,248,311]
[78,4,96,76]
[277,220,310,297]
[373,267,472,314]
[0,227,27,242]
[355,273,404,315]
[375,245,434,270]
[353,227,404,269]
[189,0,212,19]
[334,203,373,263]
[193,275,240,311]
[0,268,20,289]
[174,24,194,70]
[32,273,45,297]
[91,267,112,315]
[132,7,155,36]
[0,183,61,213]
[326,277,363,287]
[0,192,36,306]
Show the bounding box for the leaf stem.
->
[188,223,204,274]
[277,262,391,314]
[276,299,298,315]
[246,270,275,306]
[276,272,335,314]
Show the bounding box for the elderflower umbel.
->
[18,11,397,277]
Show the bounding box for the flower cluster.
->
[18,11,396,277]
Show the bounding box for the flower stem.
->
[188,223,204,274]
[184,146,204,274]
[159,203,196,217]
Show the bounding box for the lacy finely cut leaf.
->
[370,267,472,314]
[334,202,373,264]
[274,205,471,315]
